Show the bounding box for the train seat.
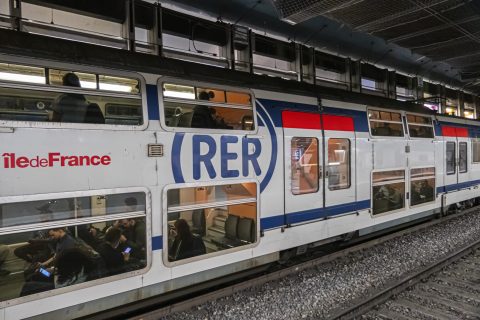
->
[191,209,206,237]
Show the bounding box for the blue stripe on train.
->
[260,199,370,230]
[146,84,160,120]
[437,180,480,194]
[152,235,163,250]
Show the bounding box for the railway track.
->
[329,236,480,320]
[86,207,480,320]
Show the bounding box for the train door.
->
[443,127,469,189]
[323,115,356,212]
[282,111,323,224]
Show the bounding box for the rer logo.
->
[171,102,278,192]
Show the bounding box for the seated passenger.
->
[38,228,76,273]
[97,228,130,276]
[84,103,105,124]
[0,244,10,276]
[14,229,53,264]
[55,248,90,288]
[52,73,89,123]
[412,180,434,205]
[116,198,146,260]
[387,185,403,210]
[169,219,206,261]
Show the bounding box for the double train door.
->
[444,129,469,189]
[282,111,356,225]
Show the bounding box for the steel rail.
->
[119,207,480,320]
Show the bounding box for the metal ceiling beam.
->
[444,50,480,62]
[410,0,480,45]
[388,15,480,43]
[352,0,450,32]
[410,31,480,51]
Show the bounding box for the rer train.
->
[0,51,479,320]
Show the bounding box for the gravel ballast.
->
[162,210,480,320]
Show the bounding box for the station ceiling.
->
[162,0,480,95]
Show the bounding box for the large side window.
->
[446,142,456,175]
[406,114,434,138]
[166,183,257,262]
[411,167,435,206]
[0,191,147,302]
[162,83,254,130]
[459,142,467,173]
[327,138,350,190]
[473,139,480,163]
[368,109,404,137]
[291,137,319,195]
[0,62,142,125]
[372,170,405,215]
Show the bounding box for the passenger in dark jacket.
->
[97,228,130,276]
[52,72,89,123]
[169,219,206,261]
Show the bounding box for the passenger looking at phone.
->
[38,228,75,273]
[97,228,130,276]
[116,197,146,260]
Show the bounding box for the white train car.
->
[0,53,479,319]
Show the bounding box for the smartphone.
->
[123,247,132,254]
[39,267,51,278]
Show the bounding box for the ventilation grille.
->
[148,144,164,157]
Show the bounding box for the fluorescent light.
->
[164,90,195,99]
[0,72,45,84]
[80,81,96,89]
[99,83,132,93]
[79,81,133,92]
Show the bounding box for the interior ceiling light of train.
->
[270,0,480,93]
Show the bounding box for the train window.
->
[368,109,404,137]
[0,86,142,125]
[166,183,257,262]
[372,170,405,215]
[0,191,147,302]
[0,191,146,228]
[50,70,140,94]
[459,142,467,173]
[327,139,350,190]
[410,167,435,206]
[472,139,480,163]
[0,61,143,126]
[291,137,319,195]
[406,114,434,138]
[446,142,456,175]
[162,82,254,131]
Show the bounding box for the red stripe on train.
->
[322,115,354,131]
[441,126,468,137]
[282,111,321,130]
[282,111,354,131]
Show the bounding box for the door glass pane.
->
[459,142,467,173]
[291,137,319,195]
[410,167,435,206]
[446,142,456,175]
[372,170,405,215]
[327,139,350,190]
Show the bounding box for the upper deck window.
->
[0,62,142,126]
[368,109,404,137]
[162,83,254,131]
[406,114,434,138]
